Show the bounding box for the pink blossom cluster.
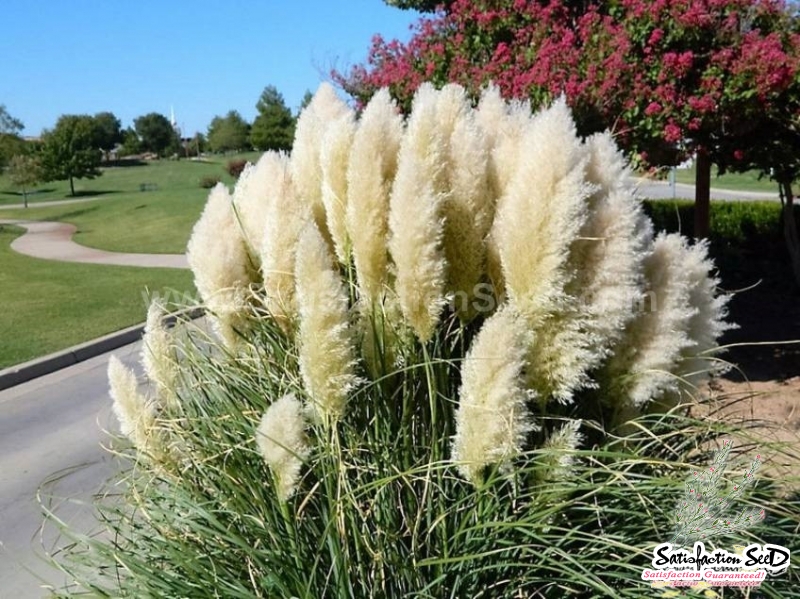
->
[335,0,800,168]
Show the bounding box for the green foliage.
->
[50,314,800,597]
[199,175,221,188]
[384,0,454,11]
[250,85,295,151]
[92,111,122,156]
[0,104,25,167]
[6,154,41,207]
[39,114,103,196]
[134,112,180,156]
[644,199,793,252]
[207,110,251,153]
[119,126,142,157]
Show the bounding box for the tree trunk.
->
[779,181,800,287]
[69,175,75,196]
[694,148,711,240]
[22,186,28,209]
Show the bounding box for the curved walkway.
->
[0,219,188,269]
[0,196,105,210]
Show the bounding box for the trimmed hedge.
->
[644,200,797,257]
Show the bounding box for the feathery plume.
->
[232,152,290,262]
[452,308,535,484]
[295,223,359,422]
[291,83,351,246]
[523,133,653,403]
[388,84,448,342]
[479,91,536,297]
[259,152,312,326]
[604,233,699,409]
[492,97,592,318]
[439,85,493,314]
[539,420,583,483]
[675,240,732,386]
[320,112,357,263]
[346,88,404,306]
[256,393,310,501]
[108,355,157,455]
[187,183,255,347]
[141,298,178,404]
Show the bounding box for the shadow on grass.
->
[0,188,57,197]
[69,190,119,198]
[104,158,148,168]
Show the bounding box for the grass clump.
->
[49,84,800,597]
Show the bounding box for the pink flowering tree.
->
[335,0,800,239]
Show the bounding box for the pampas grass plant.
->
[48,83,800,598]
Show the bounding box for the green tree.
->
[118,127,142,157]
[93,112,122,161]
[207,110,251,153]
[134,112,180,156]
[383,0,453,11]
[7,154,42,208]
[298,89,314,114]
[250,86,295,151]
[39,115,102,196]
[0,105,24,167]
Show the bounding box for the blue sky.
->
[1,1,420,136]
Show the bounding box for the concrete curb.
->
[0,308,203,391]
[0,323,145,391]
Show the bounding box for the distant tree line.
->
[0,83,307,201]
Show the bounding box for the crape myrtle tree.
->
[250,85,295,151]
[336,0,800,239]
[39,115,103,196]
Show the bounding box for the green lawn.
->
[671,165,779,193]
[0,152,261,254]
[0,224,196,369]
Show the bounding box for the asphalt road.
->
[0,342,141,598]
[632,178,779,201]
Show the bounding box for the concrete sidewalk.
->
[0,219,188,269]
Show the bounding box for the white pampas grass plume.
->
[291,83,351,246]
[346,89,404,306]
[577,132,654,344]
[605,233,699,408]
[141,299,178,404]
[187,183,255,346]
[388,84,448,341]
[439,86,493,313]
[259,152,312,326]
[479,89,537,297]
[256,393,310,501]
[675,240,732,386]
[320,112,357,263]
[232,152,292,261]
[539,419,583,483]
[523,133,654,403]
[108,355,157,454]
[492,98,592,318]
[452,308,535,484]
[295,223,359,422]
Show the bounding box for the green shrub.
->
[644,199,797,257]
[226,158,249,180]
[199,175,221,189]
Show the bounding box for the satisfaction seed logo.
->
[641,440,791,593]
